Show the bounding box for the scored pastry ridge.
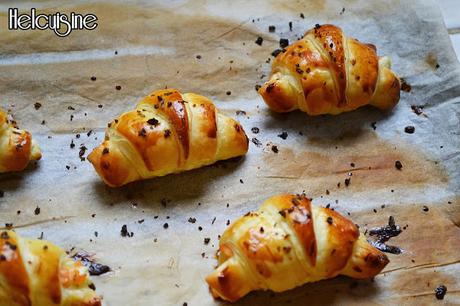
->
[0,108,41,173]
[0,230,101,306]
[259,24,400,115]
[88,88,249,187]
[206,194,389,302]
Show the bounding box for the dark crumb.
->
[371,122,377,130]
[368,216,403,254]
[97,104,103,108]
[271,48,284,57]
[226,91,231,96]
[196,55,202,59]
[236,110,246,116]
[268,25,275,32]
[204,238,210,245]
[90,76,97,81]
[188,217,196,224]
[350,163,355,167]
[34,102,42,110]
[147,118,159,126]
[163,223,169,229]
[251,137,262,148]
[435,63,440,69]
[340,7,345,14]
[422,205,429,212]
[251,127,259,134]
[164,129,171,138]
[277,131,288,140]
[239,179,244,184]
[300,13,304,18]
[344,178,351,186]
[271,145,279,153]
[34,206,40,215]
[79,145,88,161]
[435,285,447,300]
[289,21,293,31]
[395,160,403,170]
[72,251,111,276]
[400,78,411,92]
[183,303,188,306]
[255,36,263,46]
[326,217,333,225]
[41,120,46,125]
[198,226,203,231]
[411,105,424,116]
[279,38,289,48]
[70,140,75,149]
[404,126,415,134]
[115,85,122,90]
[120,224,133,237]
[255,84,261,91]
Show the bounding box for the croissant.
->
[0,230,101,306]
[0,108,41,173]
[88,89,249,187]
[206,194,389,302]
[259,24,400,115]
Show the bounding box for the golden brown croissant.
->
[0,230,101,306]
[88,89,248,187]
[259,24,400,115]
[0,108,41,173]
[206,194,389,302]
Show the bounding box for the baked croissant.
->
[88,89,248,187]
[206,194,389,302]
[259,24,400,115]
[0,230,101,306]
[0,108,41,173]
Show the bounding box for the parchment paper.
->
[1,0,459,305]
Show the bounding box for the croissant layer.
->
[259,24,400,115]
[206,194,389,302]
[0,108,41,173]
[0,230,101,306]
[88,89,248,187]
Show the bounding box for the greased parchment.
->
[0,0,459,305]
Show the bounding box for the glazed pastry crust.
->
[0,108,41,173]
[0,230,101,306]
[88,89,248,187]
[259,24,400,115]
[206,195,389,302]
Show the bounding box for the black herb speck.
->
[277,131,288,140]
[395,160,403,170]
[422,205,429,212]
[34,206,40,215]
[115,85,122,90]
[435,285,447,300]
[268,25,275,32]
[404,126,415,134]
[327,217,333,225]
[271,145,279,153]
[251,127,259,134]
[279,38,289,48]
[255,36,263,46]
[251,138,262,147]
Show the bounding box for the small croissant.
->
[206,194,389,302]
[259,24,400,115]
[88,89,248,187]
[0,230,101,306]
[0,108,41,173]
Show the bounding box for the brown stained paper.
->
[0,0,459,305]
